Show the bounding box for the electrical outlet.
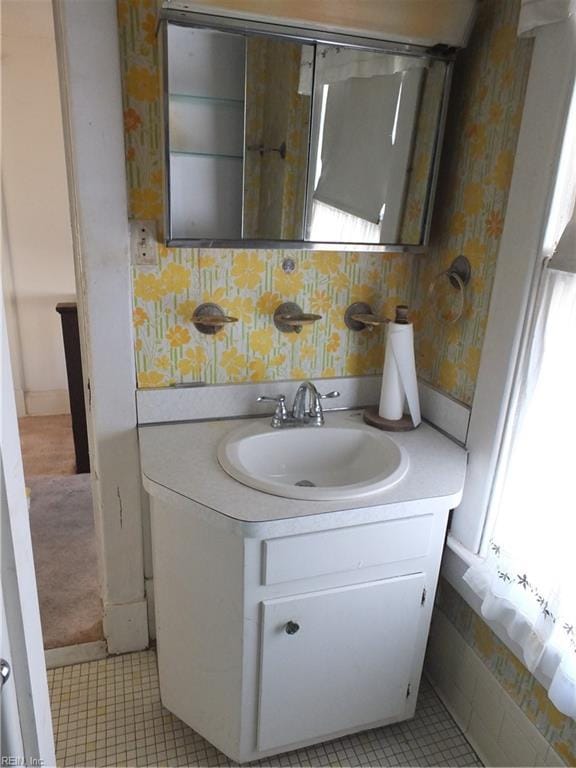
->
[131,220,158,266]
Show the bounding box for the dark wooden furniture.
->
[56,302,90,474]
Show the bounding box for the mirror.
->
[163,22,451,249]
[243,36,312,240]
[306,47,446,245]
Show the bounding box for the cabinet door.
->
[257,573,425,752]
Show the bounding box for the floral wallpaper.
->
[410,0,533,405]
[117,0,410,388]
[118,0,533,402]
[435,579,576,764]
[131,249,411,387]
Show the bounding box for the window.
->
[463,56,576,716]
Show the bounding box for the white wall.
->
[53,0,148,653]
[1,0,76,416]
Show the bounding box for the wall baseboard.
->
[103,598,149,655]
[425,609,568,766]
[14,387,26,417]
[24,388,70,416]
[145,577,156,641]
[45,640,107,669]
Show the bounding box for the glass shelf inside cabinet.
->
[168,95,245,157]
[169,92,244,107]
[169,150,242,160]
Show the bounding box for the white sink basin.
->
[217,421,409,501]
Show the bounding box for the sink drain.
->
[295,479,316,487]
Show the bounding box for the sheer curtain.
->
[308,200,380,243]
[463,266,576,717]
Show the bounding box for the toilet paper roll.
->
[378,321,421,426]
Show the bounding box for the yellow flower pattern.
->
[133,273,163,302]
[249,328,274,357]
[273,265,304,296]
[132,307,148,327]
[231,252,265,290]
[160,263,190,294]
[411,0,533,405]
[248,359,267,381]
[121,0,533,411]
[221,349,248,381]
[132,248,410,384]
[165,325,191,348]
[138,370,166,388]
[130,187,162,219]
[227,297,254,324]
[125,66,158,102]
[310,252,341,275]
[177,346,207,376]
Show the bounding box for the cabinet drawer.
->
[262,515,432,585]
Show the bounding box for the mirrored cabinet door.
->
[305,47,448,246]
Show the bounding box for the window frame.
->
[450,18,576,556]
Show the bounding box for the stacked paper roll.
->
[378,310,421,427]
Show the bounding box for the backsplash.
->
[437,580,576,764]
[411,0,533,405]
[118,0,532,398]
[132,248,411,387]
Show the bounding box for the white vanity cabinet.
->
[149,492,450,764]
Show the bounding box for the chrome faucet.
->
[257,381,340,428]
[292,381,340,426]
[255,394,288,429]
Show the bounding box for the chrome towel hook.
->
[428,255,471,324]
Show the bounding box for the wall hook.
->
[344,302,389,332]
[428,255,471,324]
[246,141,287,159]
[191,303,238,335]
[273,302,321,334]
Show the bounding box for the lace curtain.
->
[464,267,576,718]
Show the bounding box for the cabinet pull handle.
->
[285,621,300,635]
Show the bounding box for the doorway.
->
[1,0,102,652]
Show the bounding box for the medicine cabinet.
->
[160,10,456,251]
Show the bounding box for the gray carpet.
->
[28,474,103,649]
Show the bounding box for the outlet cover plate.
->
[131,220,158,266]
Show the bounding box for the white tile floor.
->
[48,650,482,767]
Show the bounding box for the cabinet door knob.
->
[285,621,300,635]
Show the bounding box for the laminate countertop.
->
[139,410,467,532]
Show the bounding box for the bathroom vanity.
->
[139,410,467,763]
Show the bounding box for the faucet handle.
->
[257,394,286,404]
[309,389,340,426]
[319,390,340,400]
[257,394,288,428]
